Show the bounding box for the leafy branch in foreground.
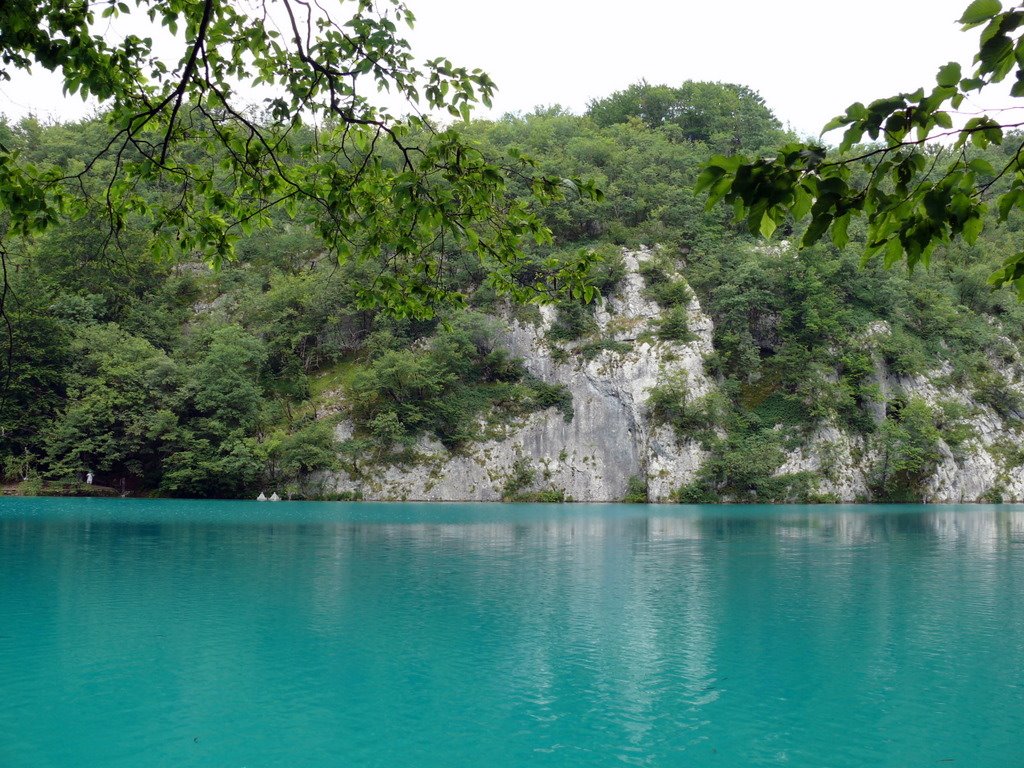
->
[696,0,1024,296]
[0,0,601,322]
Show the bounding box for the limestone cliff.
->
[769,320,1024,503]
[323,248,1024,503]
[325,247,711,501]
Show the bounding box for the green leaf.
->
[831,213,851,249]
[960,0,1002,25]
[802,213,833,247]
[963,215,984,244]
[821,114,849,134]
[759,211,777,239]
[694,166,726,195]
[968,157,996,175]
[936,61,962,87]
[846,102,869,121]
[791,186,812,220]
[839,124,865,154]
[999,189,1019,219]
[884,237,904,268]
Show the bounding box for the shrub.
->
[671,417,819,503]
[639,259,694,307]
[578,339,632,360]
[649,280,693,307]
[879,327,929,377]
[934,400,977,455]
[501,456,537,501]
[525,379,574,422]
[516,489,568,503]
[638,260,669,289]
[624,475,648,503]
[349,318,572,450]
[752,392,806,428]
[317,490,365,501]
[870,398,943,502]
[548,301,598,342]
[981,486,1005,504]
[589,247,627,297]
[269,420,340,487]
[647,376,726,442]
[674,482,715,503]
[17,475,44,497]
[656,305,695,342]
[368,411,409,449]
[973,367,1023,418]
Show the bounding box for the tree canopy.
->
[6,92,1024,501]
[0,0,599,320]
[697,0,1024,297]
[587,80,784,152]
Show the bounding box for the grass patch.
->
[579,339,633,360]
[752,392,806,427]
[309,359,361,398]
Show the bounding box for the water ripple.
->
[1,503,1023,766]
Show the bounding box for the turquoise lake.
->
[1,498,1022,766]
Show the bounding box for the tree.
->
[0,0,600,326]
[871,398,943,502]
[0,270,68,458]
[42,322,179,483]
[156,323,267,497]
[587,81,683,131]
[697,1,1024,297]
[588,80,784,152]
[189,324,266,431]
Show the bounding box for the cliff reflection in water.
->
[322,506,1024,549]
[1,503,1023,767]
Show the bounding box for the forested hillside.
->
[4,81,1024,501]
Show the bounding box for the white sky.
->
[0,0,1010,136]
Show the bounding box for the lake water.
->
[1,498,1022,767]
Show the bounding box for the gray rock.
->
[323,248,713,501]
[322,247,1024,503]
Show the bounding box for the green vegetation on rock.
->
[4,66,1024,501]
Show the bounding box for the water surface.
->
[2,498,1023,766]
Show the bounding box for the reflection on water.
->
[1,500,1023,767]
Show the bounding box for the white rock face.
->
[324,248,714,502]
[323,248,1024,503]
[774,323,1024,502]
[898,372,1024,503]
[774,425,874,501]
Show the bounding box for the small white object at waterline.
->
[269,492,281,502]
[256,492,267,501]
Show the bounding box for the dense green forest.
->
[3,81,1024,500]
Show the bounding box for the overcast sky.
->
[0,0,1007,136]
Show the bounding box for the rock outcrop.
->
[323,248,1024,503]
[325,248,713,501]
[772,322,1024,503]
